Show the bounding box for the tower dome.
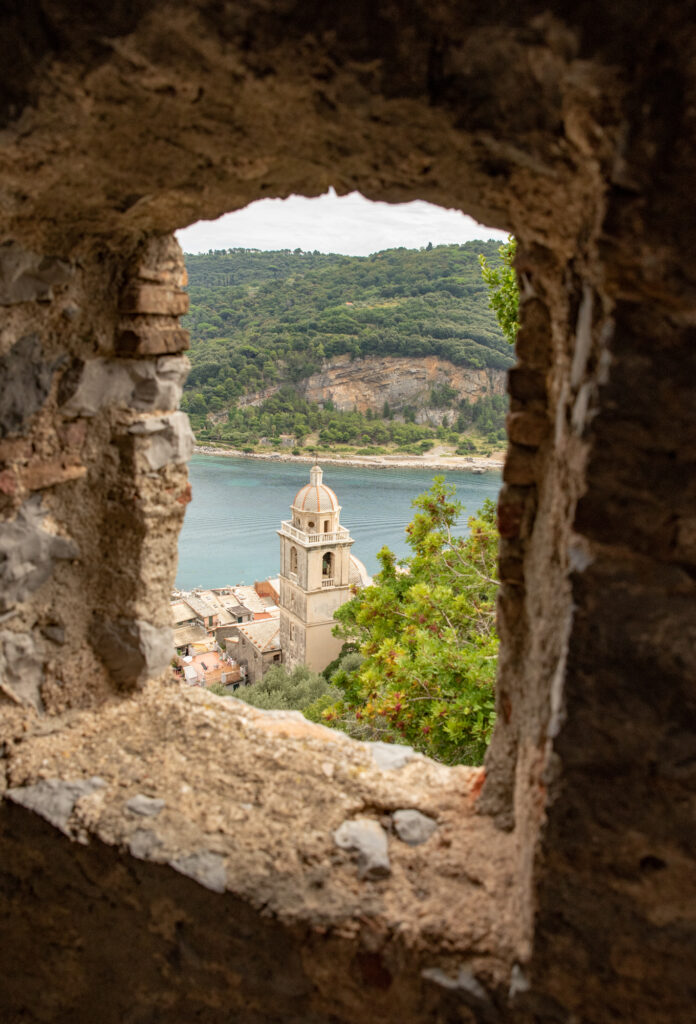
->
[291,465,339,514]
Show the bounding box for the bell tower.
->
[278,465,355,673]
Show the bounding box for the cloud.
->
[176,188,508,256]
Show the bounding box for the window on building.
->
[322,551,333,577]
[290,547,298,574]
[324,520,329,532]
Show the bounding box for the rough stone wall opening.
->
[1,3,694,1021]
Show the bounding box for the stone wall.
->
[0,236,192,720]
[0,1,695,1021]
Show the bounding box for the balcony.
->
[279,521,351,545]
[321,578,335,588]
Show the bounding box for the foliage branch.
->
[323,479,499,764]
[478,236,519,346]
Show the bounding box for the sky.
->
[176,188,508,256]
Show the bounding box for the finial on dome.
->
[310,464,323,486]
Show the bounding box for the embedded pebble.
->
[171,851,227,893]
[333,818,390,879]
[126,794,165,817]
[393,809,438,846]
[365,740,417,771]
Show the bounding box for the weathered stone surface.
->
[0,496,78,612]
[5,777,105,834]
[393,809,438,846]
[0,684,516,1022]
[126,794,165,817]
[0,335,59,438]
[59,356,189,418]
[334,818,391,879]
[128,411,194,470]
[18,458,86,491]
[0,631,43,708]
[0,242,72,304]
[92,618,172,688]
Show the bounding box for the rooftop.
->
[292,465,339,514]
[236,618,281,653]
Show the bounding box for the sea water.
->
[175,455,502,590]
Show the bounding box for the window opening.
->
[173,191,511,772]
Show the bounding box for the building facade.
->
[278,466,368,673]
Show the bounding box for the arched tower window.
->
[322,552,334,578]
[290,547,298,574]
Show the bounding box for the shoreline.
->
[192,445,505,473]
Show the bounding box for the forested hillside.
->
[181,242,513,453]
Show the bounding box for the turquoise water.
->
[175,455,502,590]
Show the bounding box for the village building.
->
[278,465,370,674]
[170,473,366,685]
[182,649,242,689]
[226,617,281,685]
[171,581,281,656]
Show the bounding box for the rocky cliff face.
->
[238,355,506,420]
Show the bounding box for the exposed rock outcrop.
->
[238,354,506,420]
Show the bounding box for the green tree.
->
[479,236,519,345]
[212,663,339,711]
[324,479,499,765]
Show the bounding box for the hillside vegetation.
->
[182,242,512,454]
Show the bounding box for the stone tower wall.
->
[0,2,694,1021]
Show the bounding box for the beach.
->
[193,445,505,473]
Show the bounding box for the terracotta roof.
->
[292,481,338,513]
[171,600,201,625]
[236,618,281,653]
[292,464,339,514]
[173,624,209,647]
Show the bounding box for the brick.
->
[115,327,190,357]
[497,498,526,539]
[137,265,188,288]
[119,284,189,316]
[503,446,538,486]
[507,367,548,402]
[498,556,525,584]
[506,411,550,448]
